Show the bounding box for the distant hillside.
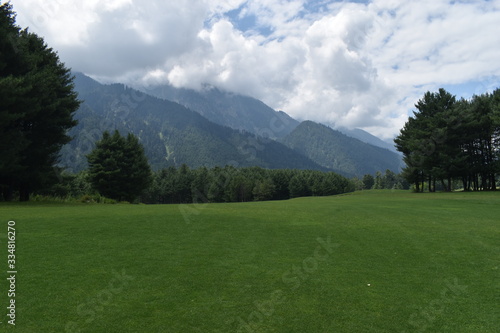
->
[337,126,398,152]
[281,121,403,176]
[143,84,299,139]
[142,83,401,154]
[60,73,325,173]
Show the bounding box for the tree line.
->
[84,129,352,203]
[143,164,355,204]
[395,88,500,192]
[38,129,356,204]
[358,170,410,191]
[36,129,410,203]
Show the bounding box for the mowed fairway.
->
[1,190,499,332]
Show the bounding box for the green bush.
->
[79,194,117,204]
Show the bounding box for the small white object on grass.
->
[367,283,371,286]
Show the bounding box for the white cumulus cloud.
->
[10,0,500,140]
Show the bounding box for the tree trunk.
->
[480,174,487,191]
[19,187,30,202]
[440,179,446,192]
[1,186,14,201]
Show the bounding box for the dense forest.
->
[39,165,355,204]
[395,88,500,192]
[39,127,406,204]
[145,165,356,204]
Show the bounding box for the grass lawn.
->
[0,190,499,332]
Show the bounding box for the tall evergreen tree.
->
[396,88,500,191]
[289,173,310,198]
[87,130,152,202]
[253,178,276,201]
[362,174,375,189]
[269,169,292,200]
[191,166,210,203]
[0,3,80,201]
[395,89,457,191]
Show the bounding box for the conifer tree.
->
[396,88,500,191]
[0,3,80,201]
[87,130,152,202]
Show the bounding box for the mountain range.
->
[59,72,402,177]
[144,84,299,139]
[142,82,398,152]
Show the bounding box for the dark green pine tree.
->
[122,133,154,201]
[288,173,310,198]
[269,169,292,200]
[395,89,457,192]
[190,166,210,203]
[87,130,152,202]
[0,3,80,201]
[0,5,25,186]
[175,164,193,203]
[253,178,276,201]
[362,174,375,189]
[207,167,226,203]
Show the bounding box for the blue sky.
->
[226,0,370,34]
[226,5,273,37]
[9,0,500,139]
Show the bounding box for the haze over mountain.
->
[338,127,399,153]
[141,83,400,152]
[61,73,326,173]
[61,72,402,177]
[143,85,299,139]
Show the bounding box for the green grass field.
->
[1,190,499,332]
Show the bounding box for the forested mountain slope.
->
[143,84,299,139]
[60,73,326,172]
[282,121,403,176]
